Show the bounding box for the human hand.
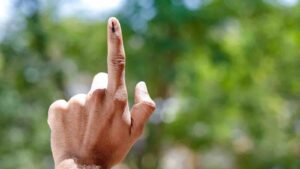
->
[47,17,156,169]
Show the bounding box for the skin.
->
[48,17,156,169]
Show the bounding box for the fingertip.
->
[108,17,118,24]
[136,81,148,92]
[135,81,154,104]
[49,99,68,112]
[137,81,146,87]
[108,17,121,35]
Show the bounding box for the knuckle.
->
[48,100,68,113]
[113,95,127,107]
[110,54,125,67]
[113,89,128,107]
[48,100,68,127]
[94,72,108,78]
[140,100,156,112]
[93,72,108,82]
[68,94,86,107]
[91,88,106,98]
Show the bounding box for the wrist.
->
[56,159,109,169]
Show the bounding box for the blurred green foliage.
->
[0,0,299,168]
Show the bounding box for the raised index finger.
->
[107,17,126,94]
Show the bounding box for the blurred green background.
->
[0,0,300,168]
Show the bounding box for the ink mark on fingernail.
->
[112,21,115,33]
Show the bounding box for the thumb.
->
[131,82,156,137]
